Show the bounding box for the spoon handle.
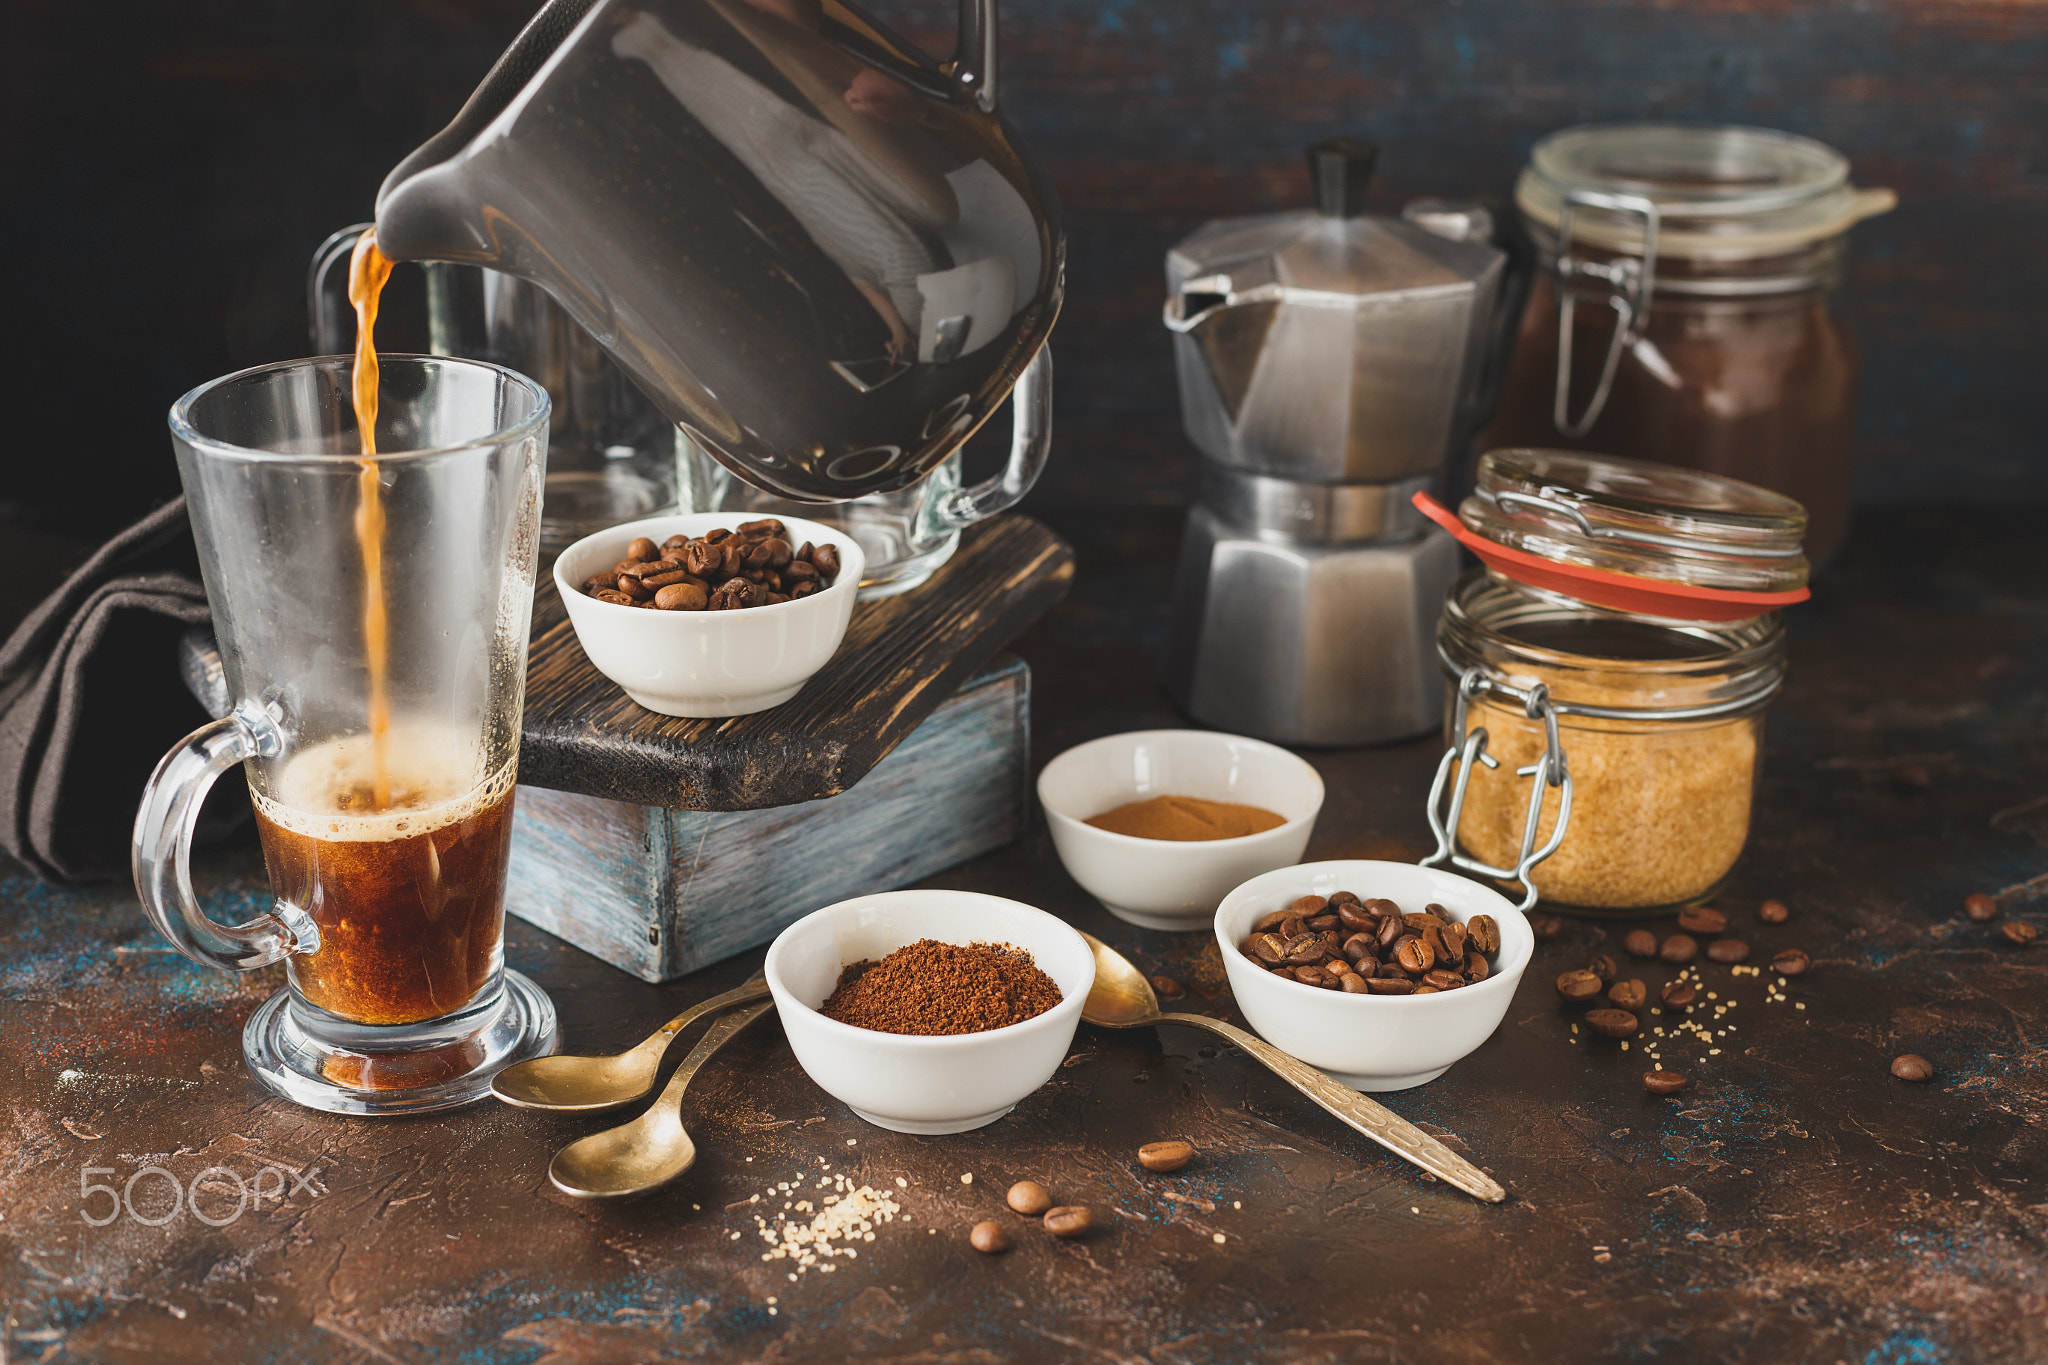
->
[629,972,772,1065]
[1157,1011,1506,1204]
[649,999,774,1111]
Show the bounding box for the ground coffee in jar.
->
[821,939,1063,1036]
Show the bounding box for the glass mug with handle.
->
[312,227,1052,595]
[133,355,557,1115]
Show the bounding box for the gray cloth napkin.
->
[0,498,219,883]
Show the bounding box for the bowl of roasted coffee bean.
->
[553,513,864,717]
[1215,861,1531,1091]
[764,890,1095,1134]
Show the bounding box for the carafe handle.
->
[936,344,1051,528]
[132,702,318,972]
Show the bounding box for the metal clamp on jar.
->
[1415,450,1810,917]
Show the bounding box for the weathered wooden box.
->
[504,657,1030,981]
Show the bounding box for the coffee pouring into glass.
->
[367,0,1061,512]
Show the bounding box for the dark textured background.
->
[4,0,2044,533]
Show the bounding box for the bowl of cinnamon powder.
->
[1038,730,1323,930]
[764,890,1094,1133]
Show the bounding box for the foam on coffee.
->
[252,728,515,844]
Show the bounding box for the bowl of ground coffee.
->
[764,891,1095,1133]
[1038,730,1323,929]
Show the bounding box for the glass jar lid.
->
[1515,123,1895,260]
[1413,450,1811,621]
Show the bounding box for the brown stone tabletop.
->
[1,507,2043,1364]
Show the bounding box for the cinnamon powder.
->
[1085,794,1286,841]
[820,939,1064,1036]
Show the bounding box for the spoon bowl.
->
[1079,932,1505,1203]
[494,973,769,1112]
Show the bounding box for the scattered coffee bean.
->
[1643,1070,1689,1096]
[1043,1206,1093,1238]
[1585,1008,1639,1039]
[1890,1054,1934,1082]
[1607,978,1646,1011]
[1150,975,1186,1000]
[1963,892,1999,923]
[1556,969,1603,1002]
[1659,934,1698,964]
[2002,920,2038,946]
[1758,898,1790,924]
[1706,937,1751,964]
[1138,1141,1194,1172]
[1530,914,1564,941]
[1007,1181,1052,1216]
[970,1220,1011,1254]
[1623,929,1659,958]
[1771,948,1810,977]
[1677,905,1727,935]
[581,519,842,612]
[1588,953,1618,983]
[1660,979,1696,1008]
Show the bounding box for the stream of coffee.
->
[346,231,397,809]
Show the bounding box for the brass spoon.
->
[1079,932,1506,1203]
[493,972,771,1113]
[548,999,774,1200]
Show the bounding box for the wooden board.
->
[517,514,1071,811]
[506,657,1029,981]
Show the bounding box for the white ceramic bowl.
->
[764,890,1095,1134]
[1214,860,1531,1091]
[1037,730,1323,930]
[553,512,865,717]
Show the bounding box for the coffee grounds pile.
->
[821,939,1063,1036]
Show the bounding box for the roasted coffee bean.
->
[1643,1070,1689,1096]
[1338,973,1373,993]
[1377,960,1409,979]
[1659,934,1698,964]
[1322,961,1354,983]
[661,534,689,552]
[1623,929,1659,958]
[1770,949,1810,977]
[743,540,776,569]
[1677,905,1727,935]
[1043,1206,1092,1237]
[1608,978,1646,1011]
[1328,891,1361,907]
[1291,895,1328,916]
[1305,913,1341,932]
[702,527,731,544]
[583,574,615,594]
[1363,898,1401,920]
[763,537,794,568]
[1530,914,1564,941]
[1293,965,1331,988]
[1661,979,1697,1008]
[737,518,784,538]
[2002,920,2039,946]
[1412,986,1440,995]
[784,559,819,582]
[591,588,635,606]
[1705,937,1751,964]
[790,579,819,598]
[1439,921,1468,962]
[1588,953,1618,983]
[1464,952,1490,982]
[1585,1008,1639,1039]
[654,582,708,611]
[626,536,659,561]
[1758,898,1791,924]
[642,568,693,590]
[1467,914,1501,955]
[1341,933,1376,963]
[1279,916,1305,941]
[1394,937,1435,973]
[1963,892,1999,923]
[1252,909,1292,933]
[1138,1141,1194,1172]
[1365,977,1415,995]
[1251,934,1286,965]
[813,544,842,578]
[720,542,745,575]
[1150,975,1185,1000]
[616,574,653,601]
[1418,922,1448,963]
[684,540,723,576]
[1422,969,1465,991]
[1424,902,1452,921]
[970,1220,1010,1254]
[1401,912,1437,934]
[1337,900,1377,931]
[1284,935,1324,965]
[1373,917,1404,951]
[1890,1054,1935,1082]
[1556,969,1602,1002]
